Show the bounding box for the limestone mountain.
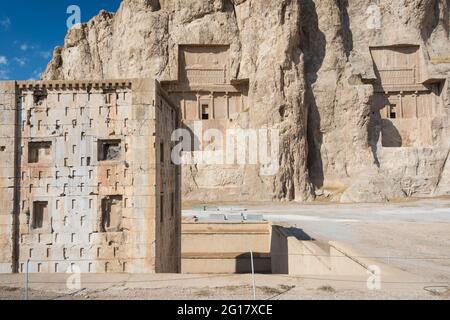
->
[43,0,450,203]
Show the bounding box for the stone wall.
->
[154,81,182,273]
[0,81,19,273]
[0,79,181,274]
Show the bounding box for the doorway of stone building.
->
[201,103,210,120]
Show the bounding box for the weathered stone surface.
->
[43,0,450,203]
[0,79,181,274]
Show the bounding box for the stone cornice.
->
[15,79,138,90]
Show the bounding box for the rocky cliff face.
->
[43,0,450,203]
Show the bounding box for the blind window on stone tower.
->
[101,196,123,233]
[160,142,164,163]
[98,140,122,161]
[33,92,47,106]
[28,142,52,164]
[32,201,48,230]
[160,195,164,223]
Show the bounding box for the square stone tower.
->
[0,79,181,274]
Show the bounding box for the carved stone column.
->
[432,85,438,117]
[210,92,215,120]
[413,91,418,118]
[225,92,230,119]
[182,93,186,120]
[384,92,389,118]
[196,93,201,120]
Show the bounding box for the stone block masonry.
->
[0,79,181,274]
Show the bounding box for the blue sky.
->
[0,0,122,80]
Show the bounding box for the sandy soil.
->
[0,273,449,300]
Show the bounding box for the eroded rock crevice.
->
[41,0,450,203]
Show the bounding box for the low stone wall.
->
[271,226,372,277]
[181,222,272,274]
[182,222,377,276]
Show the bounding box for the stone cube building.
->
[0,79,181,274]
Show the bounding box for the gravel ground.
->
[1,273,449,300]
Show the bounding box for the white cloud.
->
[0,68,9,80]
[28,68,43,81]
[38,51,52,60]
[20,43,37,52]
[20,43,30,51]
[14,57,27,66]
[0,17,11,30]
[19,44,51,60]
[0,55,10,80]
